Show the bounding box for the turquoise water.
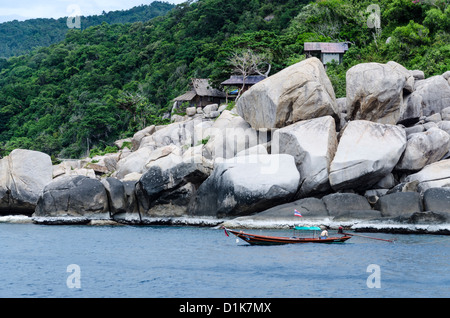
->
[0,224,448,298]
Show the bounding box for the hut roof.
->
[304,42,349,54]
[173,90,196,102]
[221,75,266,86]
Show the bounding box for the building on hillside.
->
[173,78,226,109]
[304,42,349,66]
[221,75,266,97]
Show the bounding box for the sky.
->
[0,0,187,23]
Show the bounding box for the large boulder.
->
[413,75,450,117]
[34,176,109,217]
[236,57,338,129]
[136,161,210,217]
[271,115,337,196]
[138,119,199,150]
[203,104,219,118]
[374,192,423,217]
[322,192,371,213]
[0,149,53,215]
[441,107,450,121]
[322,193,381,221]
[346,61,414,124]
[396,128,450,171]
[437,121,450,135]
[100,177,128,216]
[100,177,140,221]
[131,125,155,151]
[398,92,423,125]
[405,159,450,193]
[411,70,425,80]
[423,187,450,213]
[144,144,183,171]
[203,110,265,160]
[115,146,153,179]
[387,61,415,92]
[116,143,187,180]
[329,120,407,191]
[188,154,300,217]
[122,180,140,214]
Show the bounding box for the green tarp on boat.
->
[294,226,321,231]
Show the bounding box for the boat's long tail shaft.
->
[342,232,395,243]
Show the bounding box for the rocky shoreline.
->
[2,214,449,236]
[1,58,450,235]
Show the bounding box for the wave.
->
[0,215,33,223]
[1,213,449,234]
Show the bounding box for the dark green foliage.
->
[0,0,448,159]
[0,2,175,58]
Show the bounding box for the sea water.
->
[0,223,448,298]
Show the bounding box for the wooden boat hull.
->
[226,228,351,246]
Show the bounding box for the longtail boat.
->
[223,226,352,246]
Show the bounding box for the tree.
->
[0,0,448,159]
[227,49,272,99]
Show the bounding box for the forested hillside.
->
[0,1,174,58]
[0,0,448,159]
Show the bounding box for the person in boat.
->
[320,226,329,239]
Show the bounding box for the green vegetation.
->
[0,0,448,159]
[89,145,119,158]
[0,1,175,58]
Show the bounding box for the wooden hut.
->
[221,75,266,98]
[173,78,226,109]
[304,42,349,65]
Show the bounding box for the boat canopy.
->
[294,226,321,231]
